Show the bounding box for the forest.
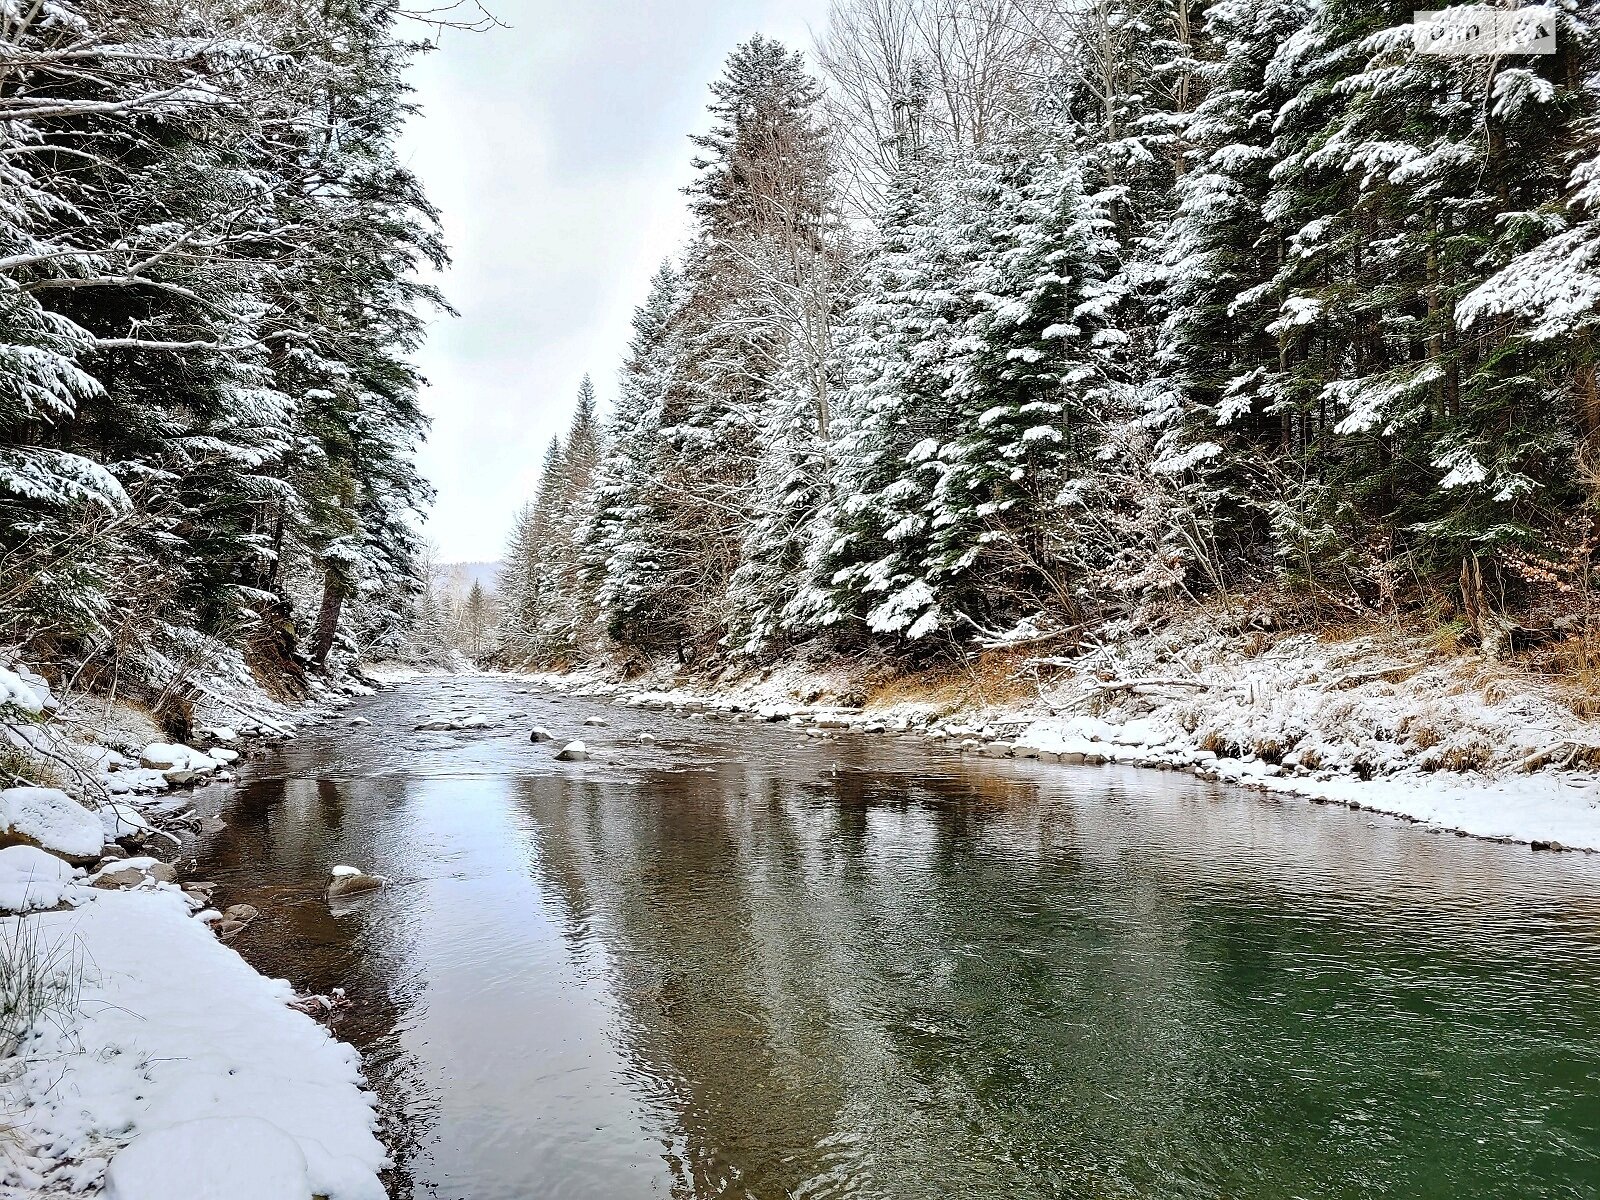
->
[499,0,1600,679]
[0,0,442,700]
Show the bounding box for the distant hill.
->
[437,560,500,598]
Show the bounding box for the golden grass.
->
[864,649,1040,714]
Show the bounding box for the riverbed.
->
[191,674,1600,1199]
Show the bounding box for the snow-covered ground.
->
[509,614,1600,853]
[0,887,386,1199]
[0,658,394,1199]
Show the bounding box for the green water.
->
[195,676,1600,1199]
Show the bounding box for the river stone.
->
[637,733,656,744]
[415,719,457,731]
[223,902,259,923]
[582,716,609,727]
[555,740,589,762]
[528,726,554,742]
[0,787,106,864]
[327,867,384,899]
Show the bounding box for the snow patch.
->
[2,890,385,1199]
[0,787,104,860]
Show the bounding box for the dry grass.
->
[1420,742,1495,773]
[864,650,1040,714]
[1409,724,1442,751]
[0,744,60,791]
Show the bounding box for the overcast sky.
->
[402,0,833,564]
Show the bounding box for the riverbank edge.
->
[493,617,1600,854]
[0,662,392,1200]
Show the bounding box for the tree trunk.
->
[311,568,344,668]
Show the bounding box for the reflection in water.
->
[192,678,1600,1200]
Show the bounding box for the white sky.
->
[403,0,833,563]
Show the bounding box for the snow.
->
[140,742,219,774]
[517,614,1600,854]
[0,666,51,715]
[99,801,152,840]
[104,1116,310,1200]
[330,864,363,877]
[0,846,84,913]
[1,889,386,1199]
[0,787,104,860]
[1011,714,1600,849]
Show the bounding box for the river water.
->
[190,675,1600,1200]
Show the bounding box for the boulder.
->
[98,801,151,841]
[140,743,217,774]
[92,858,177,890]
[554,740,589,762]
[582,716,609,727]
[327,865,384,899]
[0,845,82,913]
[637,733,657,744]
[0,787,105,863]
[528,726,554,743]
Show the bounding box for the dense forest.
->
[0,0,444,694]
[500,0,1600,673]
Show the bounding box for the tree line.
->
[507,0,1598,670]
[0,0,451,692]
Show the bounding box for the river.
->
[189,674,1600,1200]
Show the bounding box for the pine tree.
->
[664,36,833,656]
[587,264,687,654]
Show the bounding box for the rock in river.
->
[555,740,589,762]
[528,726,554,743]
[328,864,385,899]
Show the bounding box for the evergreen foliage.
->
[476,4,1600,666]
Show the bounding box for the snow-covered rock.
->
[582,716,609,727]
[139,743,218,775]
[0,786,105,862]
[555,740,588,762]
[105,1115,311,1200]
[0,845,83,912]
[99,801,153,840]
[0,664,53,714]
[327,865,384,899]
[528,726,554,743]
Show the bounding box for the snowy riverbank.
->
[507,612,1600,853]
[0,888,386,1200]
[0,662,390,1199]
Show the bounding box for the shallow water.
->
[192,675,1600,1200]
